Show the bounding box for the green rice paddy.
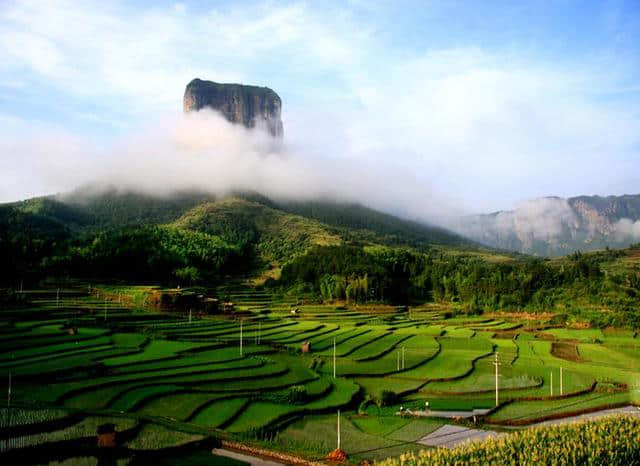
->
[1,284,639,463]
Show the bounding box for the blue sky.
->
[0,0,639,214]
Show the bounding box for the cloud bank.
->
[0,109,456,224]
[0,0,639,217]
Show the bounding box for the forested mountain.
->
[2,190,640,327]
[0,190,474,284]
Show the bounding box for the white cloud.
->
[615,218,640,240]
[0,109,457,225]
[0,0,638,215]
[0,0,370,114]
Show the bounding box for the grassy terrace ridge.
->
[0,286,639,464]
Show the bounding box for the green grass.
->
[191,397,249,428]
[137,392,228,420]
[125,423,205,450]
[226,378,360,432]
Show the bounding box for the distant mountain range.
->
[456,194,640,256]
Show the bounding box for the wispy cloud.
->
[0,0,638,215]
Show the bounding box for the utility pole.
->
[56,288,60,308]
[402,346,405,369]
[337,409,341,450]
[333,337,337,378]
[240,320,243,356]
[397,351,400,371]
[550,371,553,396]
[560,367,563,396]
[189,309,192,324]
[19,280,23,293]
[493,352,500,406]
[6,373,11,452]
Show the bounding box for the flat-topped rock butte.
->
[183,78,283,138]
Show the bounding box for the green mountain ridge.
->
[0,190,477,284]
[3,190,640,327]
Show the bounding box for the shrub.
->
[379,390,399,407]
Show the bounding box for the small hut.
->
[97,423,116,448]
[202,297,219,314]
[67,326,78,336]
[326,448,348,462]
[301,341,311,353]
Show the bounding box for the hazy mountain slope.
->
[458,194,640,256]
[277,199,471,249]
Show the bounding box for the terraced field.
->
[1,285,639,463]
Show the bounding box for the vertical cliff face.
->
[183,78,283,137]
[456,194,640,256]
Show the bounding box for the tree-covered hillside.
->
[2,190,640,328]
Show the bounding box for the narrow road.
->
[418,405,640,449]
[524,405,640,428]
[212,448,284,466]
[418,424,502,449]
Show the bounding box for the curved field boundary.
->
[0,330,112,352]
[0,336,114,364]
[311,328,371,351]
[214,399,253,429]
[486,400,635,426]
[108,385,196,412]
[55,359,269,403]
[424,377,544,396]
[384,345,494,398]
[1,347,144,381]
[64,363,291,410]
[339,339,443,379]
[482,382,609,424]
[353,334,415,362]
[108,355,250,378]
[270,326,340,345]
[323,331,392,358]
[0,412,86,440]
[510,340,520,365]
[220,439,325,466]
[227,380,362,434]
[516,381,600,402]
[0,342,114,368]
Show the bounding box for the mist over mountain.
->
[457,194,640,256]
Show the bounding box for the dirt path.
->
[524,405,640,428]
[401,408,490,419]
[212,448,284,466]
[417,405,640,449]
[418,424,502,449]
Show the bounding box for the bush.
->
[379,390,399,407]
